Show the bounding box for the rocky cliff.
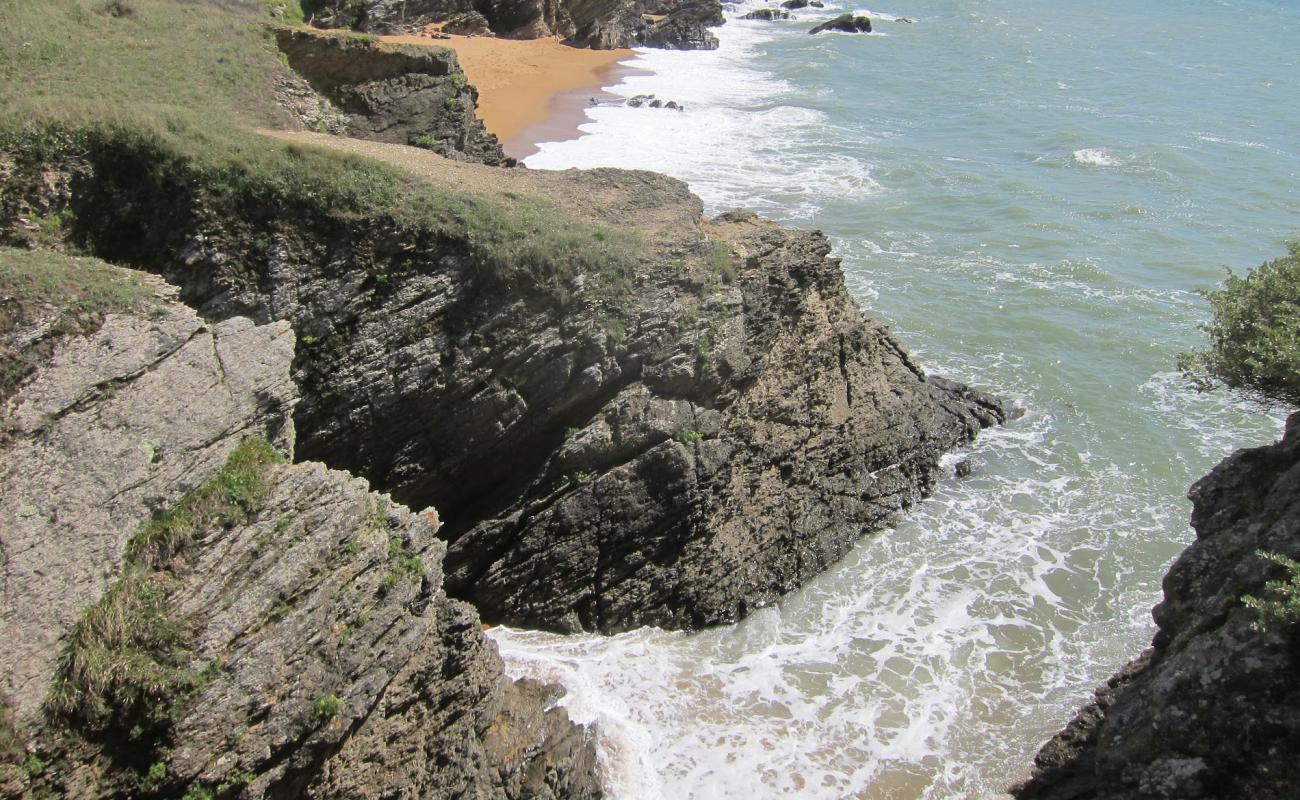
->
[0,138,1006,635]
[1013,413,1300,800]
[306,0,725,50]
[0,248,600,799]
[273,28,510,165]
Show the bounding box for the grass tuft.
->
[45,439,285,742]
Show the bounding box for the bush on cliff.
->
[1179,241,1300,407]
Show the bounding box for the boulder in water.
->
[743,8,790,20]
[808,13,872,34]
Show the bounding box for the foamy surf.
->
[505,0,1300,797]
[1071,148,1123,167]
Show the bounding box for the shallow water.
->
[495,1,1300,796]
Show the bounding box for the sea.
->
[489,1,1300,797]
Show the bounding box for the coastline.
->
[382,34,636,160]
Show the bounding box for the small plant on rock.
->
[1243,550,1300,632]
[312,694,342,724]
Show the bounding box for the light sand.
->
[382,34,635,159]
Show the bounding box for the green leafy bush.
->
[1243,550,1300,632]
[1179,242,1300,407]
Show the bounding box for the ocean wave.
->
[1071,147,1123,167]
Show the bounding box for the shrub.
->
[311,694,341,723]
[1243,550,1300,632]
[707,240,738,283]
[1179,242,1300,407]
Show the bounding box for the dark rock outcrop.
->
[625,94,684,109]
[0,249,602,799]
[444,9,494,33]
[635,0,724,49]
[273,28,510,165]
[742,8,790,21]
[305,0,724,50]
[1,141,1006,636]
[1013,412,1300,800]
[780,0,822,8]
[809,13,872,34]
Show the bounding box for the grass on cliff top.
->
[1,0,637,300]
[46,439,285,740]
[0,247,160,406]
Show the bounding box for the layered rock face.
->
[441,210,1006,632]
[306,0,725,50]
[273,28,509,165]
[1014,413,1300,800]
[0,145,1006,636]
[0,256,297,723]
[0,249,600,798]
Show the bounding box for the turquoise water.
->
[495,2,1300,797]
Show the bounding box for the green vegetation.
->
[139,760,167,791]
[45,439,284,740]
[1179,242,1300,407]
[264,0,305,25]
[311,694,342,723]
[21,753,44,779]
[675,428,704,444]
[707,240,739,283]
[124,438,286,568]
[1243,550,1300,632]
[1,1,638,309]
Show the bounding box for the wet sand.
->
[382,34,636,160]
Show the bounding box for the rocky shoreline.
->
[0,12,1010,796]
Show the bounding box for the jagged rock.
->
[742,8,790,20]
[635,0,723,48]
[0,249,601,797]
[1014,412,1300,800]
[0,253,296,723]
[443,9,493,33]
[306,0,714,51]
[1,143,1007,636]
[273,28,510,166]
[486,0,577,39]
[809,12,872,33]
[780,0,822,8]
[40,460,602,799]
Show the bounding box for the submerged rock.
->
[809,12,872,33]
[781,0,823,7]
[1014,412,1300,800]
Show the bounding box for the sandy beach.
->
[382,34,636,160]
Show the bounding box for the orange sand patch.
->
[382,34,633,157]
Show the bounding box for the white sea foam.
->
[526,18,879,218]
[1071,147,1122,167]
[498,3,1297,798]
